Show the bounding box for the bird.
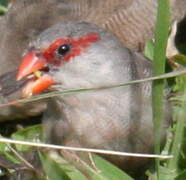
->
[0,0,185,121]
[15,21,171,173]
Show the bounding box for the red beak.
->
[17,52,47,81]
[17,52,55,97]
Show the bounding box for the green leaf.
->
[158,166,177,180]
[0,142,9,152]
[4,152,21,164]
[11,125,42,151]
[175,170,186,180]
[92,155,134,180]
[0,5,7,14]
[172,54,186,67]
[144,40,154,60]
[40,152,87,180]
[39,152,72,180]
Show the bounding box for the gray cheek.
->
[50,67,60,73]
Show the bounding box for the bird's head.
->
[16,21,129,97]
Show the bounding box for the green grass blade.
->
[152,0,170,177]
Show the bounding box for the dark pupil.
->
[57,44,70,56]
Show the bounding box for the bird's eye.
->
[57,44,71,56]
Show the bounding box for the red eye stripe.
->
[43,38,69,62]
[43,32,100,65]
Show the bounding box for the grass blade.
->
[152,0,170,177]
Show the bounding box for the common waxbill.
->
[16,21,170,171]
[0,0,185,121]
